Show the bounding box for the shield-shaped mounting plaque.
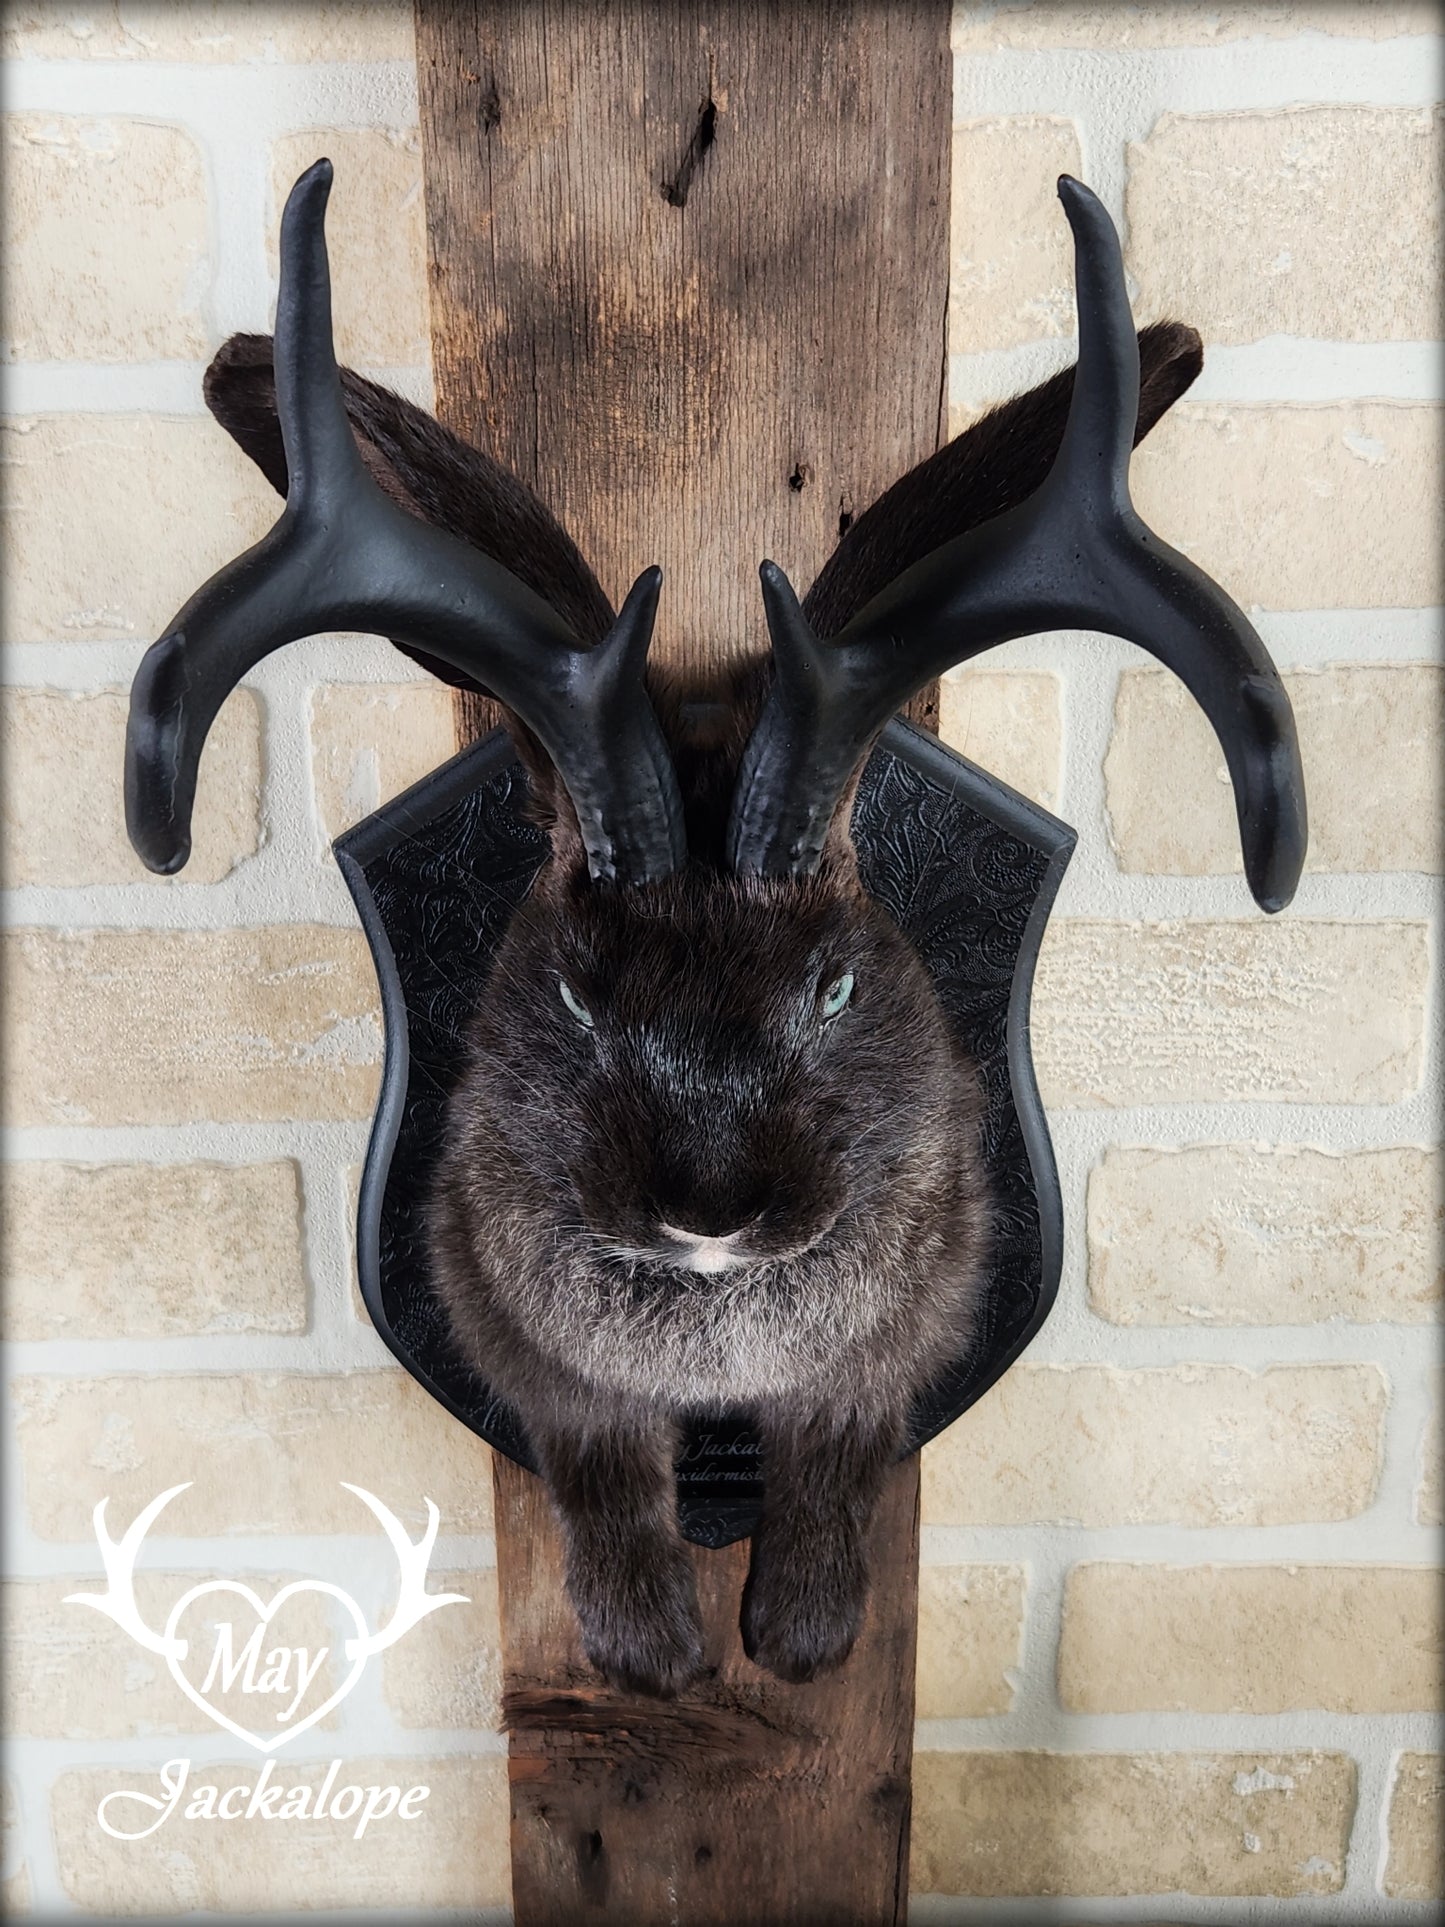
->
[336,719,1074,1549]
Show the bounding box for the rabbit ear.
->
[801,320,1202,640]
[506,713,591,883]
[202,333,619,680]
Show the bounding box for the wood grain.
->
[494,1451,919,1926]
[418,0,949,682]
[416,3,949,1917]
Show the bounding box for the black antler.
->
[125,160,687,887]
[727,176,1307,914]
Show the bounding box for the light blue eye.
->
[820,972,855,1020]
[558,979,594,1029]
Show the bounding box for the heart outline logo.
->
[65,1482,469,1757]
[163,1579,369,1755]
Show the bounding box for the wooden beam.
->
[416,4,950,1917]
[418,0,949,723]
[495,1454,920,1925]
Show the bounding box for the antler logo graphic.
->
[66,1484,468,1753]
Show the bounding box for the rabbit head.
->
[460,785,957,1287]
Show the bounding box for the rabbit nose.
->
[658,1220,752,1247]
[653,1183,772,1243]
[656,1221,755,1276]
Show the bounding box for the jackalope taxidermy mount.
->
[126,159,1305,1697]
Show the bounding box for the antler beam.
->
[728,176,1307,915]
[125,160,687,888]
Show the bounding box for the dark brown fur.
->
[429,688,987,1692]
[206,320,1202,1695]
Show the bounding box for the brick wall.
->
[1,6,502,1916]
[924,3,1442,1917]
[1,1,1439,1918]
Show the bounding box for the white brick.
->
[2,686,262,886]
[1087,1145,1442,1325]
[1033,919,1427,1108]
[913,1750,1353,1896]
[50,1755,509,1914]
[938,669,1061,809]
[1419,1377,1442,1528]
[916,1565,1025,1717]
[270,131,427,367]
[1132,404,1442,611]
[950,117,1082,349]
[4,1573,341,1739]
[1106,665,1444,878]
[2,1161,307,1340]
[952,4,1441,47]
[2,114,208,361]
[4,926,382,1126]
[12,1373,494,1540]
[922,1363,1387,1526]
[1384,1753,1444,1900]
[308,683,455,846]
[381,1568,502,1729]
[1059,1563,1443,1712]
[1,1778,28,1915]
[1,414,274,643]
[3,1,416,62]
[1128,109,1442,344]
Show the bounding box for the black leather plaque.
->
[336,719,1074,1548]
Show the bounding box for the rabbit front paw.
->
[569,1542,705,1698]
[741,1533,867,1684]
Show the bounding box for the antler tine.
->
[729,175,1307,914]
[125,162,686,887]
[1049,175,1139,508]
[64,1484,191,1658]
[339,1485,469,1657]
[272,157,366,499]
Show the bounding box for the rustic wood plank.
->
[416,3,949,1917]
[419,0,949,680]
[493,1451,919,1926]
